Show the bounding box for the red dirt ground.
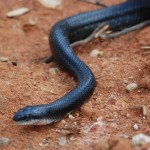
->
[0,0,150,149]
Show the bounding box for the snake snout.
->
[13,105,53,125]
[13,106,39,123]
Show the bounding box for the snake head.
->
[13,105,56,125]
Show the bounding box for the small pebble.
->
[132,133,150,146]
[6,7,29,17]
[39,143,43,147]
[90,49,103,57]
[60,119,66,124]
[12,61,17,66]
[0,137,9,146]
[27,18,37,25]
[58,137,67,146]
[122,80,128,85]
[70,136,76,141]
[38,0,62,9]
[126,83,138,92]
[133,124,139,130]
[49,67,58,75]
[97,116,103,122]
[58,84,61,87]
[143,116,146,119]
[0,57,8,62]
[126,113,130,118]
[68,114,74,120]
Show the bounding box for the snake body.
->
[13,0,150,125]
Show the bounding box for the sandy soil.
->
[0,0,150,149]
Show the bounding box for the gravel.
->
[38,0,62,8]
[58,137,67,146]
[133,124,139,130]
[0,57,9,62]
[6,7,29,17]
[0,137,9,146]
[126,83,138,92]
[49,67,58,75]
[132,133,150,146]
[90,49,103,57]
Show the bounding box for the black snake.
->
[13,0,150,125]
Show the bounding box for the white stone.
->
[58,137,67,146]
[49,67,58,75]
[90,49,103,57]
[6,7,29,17]
[68,114,74,120]
[38,0,62,9]
[126,83,138,92]
[0,57,8,62]
[133,124,139,130]
[132,133,150,145]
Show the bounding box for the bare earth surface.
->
[0,0,150,149]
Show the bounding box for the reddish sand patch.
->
[0,0,150,149]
